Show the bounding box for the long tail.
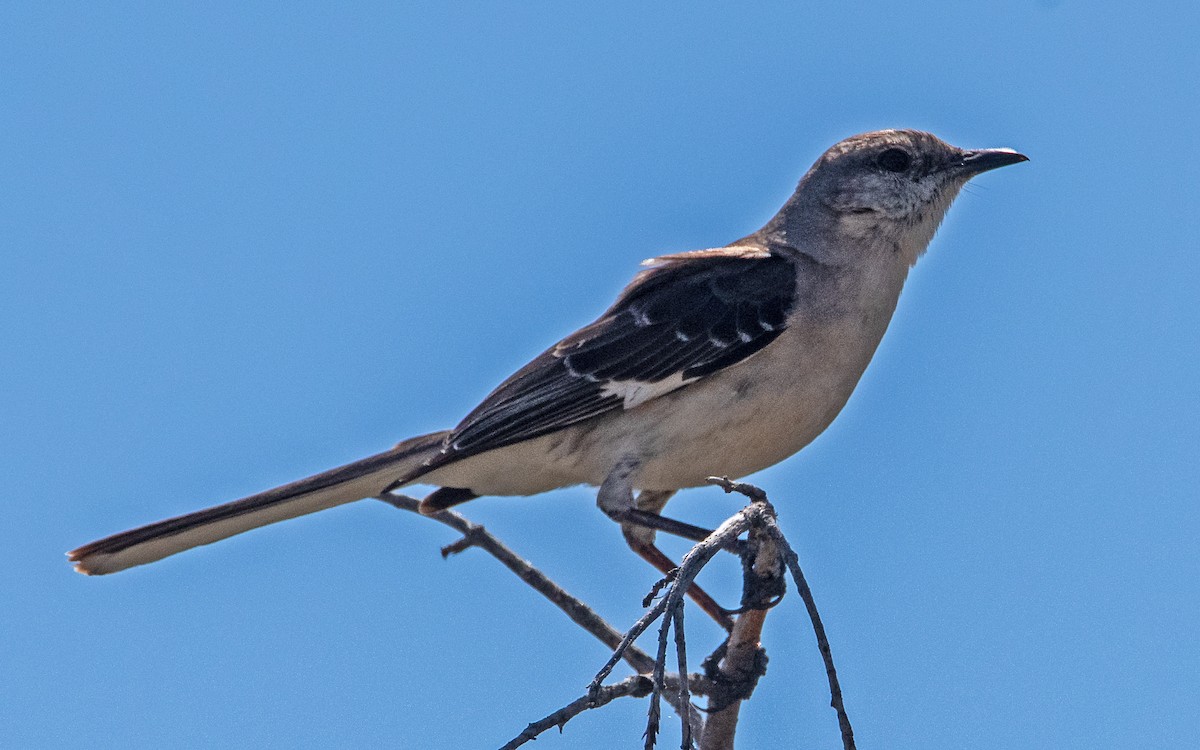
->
[68,431,449,576]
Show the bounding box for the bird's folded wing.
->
[429,245,798,466]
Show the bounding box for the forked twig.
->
[377,493,658,673]
[498,674,654,750]
[380,483,855,750]
[377,492,702,736]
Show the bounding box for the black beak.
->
[959,148,1029,175]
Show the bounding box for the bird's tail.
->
[68,431,449,576]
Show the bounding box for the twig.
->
[762,515,857,750]
[589,596,671,695]
[595,506,759,748]
[705,476,768,502]
[377,493,702,737]
[377,493,657,673]
[673,607,694,749]
[697,510,781,750]
[646,607,668,749]
[381,485,855,750]
[498,674,654,750]
[592,509,750,689]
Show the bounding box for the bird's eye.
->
[876,148,912,173]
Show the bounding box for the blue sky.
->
[3,2,1198,748]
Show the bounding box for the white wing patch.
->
[600,372,697,409]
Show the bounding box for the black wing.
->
[430,245,798,466]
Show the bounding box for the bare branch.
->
[498,674,654,750]
[762,515,857,750]
[380,485,856,750]
[646,607,667,749]
[698,510,782,750]
[589,595,671,695]
[673,607,695,749]
[624,505,761,748]
[377,493,658,674]
[705,475,768,502]
[377,493,703,738]
[699,609,768,750]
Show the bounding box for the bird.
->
[69,129,1027,606]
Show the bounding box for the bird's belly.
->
[627,344,864,488]
[418,317,889,497]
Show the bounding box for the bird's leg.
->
[597,464,734,631]
[616,508,724,545]
[624,491,736,632]
[598,471,742,551]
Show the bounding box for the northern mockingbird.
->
[69,130,1027,591]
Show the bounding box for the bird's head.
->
[780,129,1027,265]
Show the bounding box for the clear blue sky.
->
[4,2,1198,748]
